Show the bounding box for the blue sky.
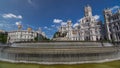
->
[0,0,120,38]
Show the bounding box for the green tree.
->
[0,33,7,43]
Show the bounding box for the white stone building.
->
[57,20,73,40]
[7,26,46,43]
[104,8,120,42]
[7,30,37,43]
[56,5,103,41]
[79,5,103,41]
[36,27,46,38]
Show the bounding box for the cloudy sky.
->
[0,0,120,38]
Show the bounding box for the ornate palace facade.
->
[104,8,120,42]
[78,5,103,41]
[54,5,103,41]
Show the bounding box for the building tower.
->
[118,9,120,13]
[67,20,72,40]
[84,5,92,17]
[103,8,112,41]
[38,27,42,34]
[17,24,22,31]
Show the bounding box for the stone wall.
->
[11,42,113,48]
[0,45,119,64]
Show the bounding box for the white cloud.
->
[61,22,67,25]
[51,25,55,27]
[2,13,22,19]
[0,20,17,31]
[110,5,119,11]
[44,26,53,31]
[15,21,22,26]
[28,0,32,4]
[48,28,52,30]
[28,0,34,6]
[78,19,82,22]
[94,15,100,20]
[27,0,38,8]
[44,26,48,29]
[0,20,38,31]
[56,26,60,29]
[53,19,63,23]
[73,23,79,27]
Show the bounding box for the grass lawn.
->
[0,60,119,68]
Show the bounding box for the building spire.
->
[84,5,92,17]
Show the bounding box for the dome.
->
[27,27,32,32]
[18,24,22,30]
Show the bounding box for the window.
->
[118,33,120,40]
